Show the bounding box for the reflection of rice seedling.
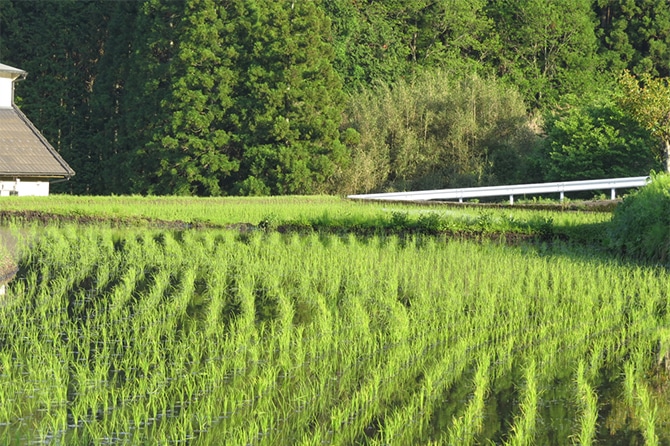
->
[574,360,598,446]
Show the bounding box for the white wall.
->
[0,180,50,196]
[0,77,13,108]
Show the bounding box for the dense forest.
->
[1,0,669,196]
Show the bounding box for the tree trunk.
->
[665,139,670,173]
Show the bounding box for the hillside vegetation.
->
[1,0,668,195]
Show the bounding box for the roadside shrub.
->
[541,102,659,182]
[609,173,670,262]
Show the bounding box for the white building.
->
[0,62,74,196]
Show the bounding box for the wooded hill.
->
[1,0,668,196]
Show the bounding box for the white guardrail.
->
[347,176,650,205]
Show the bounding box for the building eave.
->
[7,106,76,178]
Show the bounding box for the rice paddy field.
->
[0,195,668,445]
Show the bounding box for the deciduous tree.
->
[618,70,670,171]
[541,101,658,181]
[340,70,533,194]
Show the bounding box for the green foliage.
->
[416,212,444,233]
[113,0,188,194]
[0,2,19,76]
[257,213,279,231]
[540,100,659,181]
[325,0,498,89]
[1,0,116,194]
[339,69,536,194]
[617,70,670,171]
[595,0,670,77]
[323,1,414,89]
[141,0,240,196]
[415,0,498,72]
[487,0,601,108]
[609,172,670,262]
[228,0,349,195]
[389,211,411,232]
[2,219,670,443]
[527,217,554,241]
[85,1,142,195]
[4,0,670,195]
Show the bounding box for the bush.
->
[609,173,670,262]
[541,102,659,182]
[337,69,537,194]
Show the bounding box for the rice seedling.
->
[0,200,667,444]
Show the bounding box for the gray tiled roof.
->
[0,107,75,177]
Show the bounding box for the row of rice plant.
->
[0,224,668,444]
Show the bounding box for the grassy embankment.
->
[0,194,612,246]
